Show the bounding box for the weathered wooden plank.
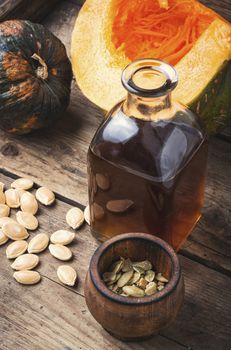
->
[0,172,231,350]
[0,0,230,275]
[0,0,62,22]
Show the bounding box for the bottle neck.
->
[122,92,174,121]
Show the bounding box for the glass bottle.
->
[87,59,208,251]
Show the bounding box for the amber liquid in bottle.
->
[88,59,208,250]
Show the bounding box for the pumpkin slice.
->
[71,0,231,133]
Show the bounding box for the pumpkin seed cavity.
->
[103,257,169,297]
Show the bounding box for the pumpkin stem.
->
[31,53,48,80]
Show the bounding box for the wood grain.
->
[0,0,230,275]
[0,172,230,350]
[0,0,62,22]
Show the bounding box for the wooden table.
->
[0,1,230,349]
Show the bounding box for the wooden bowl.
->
[84,232,184,341]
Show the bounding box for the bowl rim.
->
[89,232,181,305]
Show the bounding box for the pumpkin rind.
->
[0,20,72,135]
[71,0,231,134]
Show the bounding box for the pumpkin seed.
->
[11,253,39,270]
[35,187,55,206]
[2,222,29,240]
[145,281,157,296]
[156,273,168,283]
[111,259,124,274]
[133,265,145,274]
[16,189,26,200]
[122,285,145,297]
[20,192,38,215]
[92,203,104,220]
[103,271,117,283]
[57,265,77,286]
[106,199,134,213]
[0,217,16,228]
[48,244,72,261]
[0,204,10,218]
[27,233,49,254]
[0,229,8,245]
[158,281,165,286]
[84,205,90,225]
[6,240,28,259]
[0,182,5,192]
[16,211,38,230]
[5,189,20,208]
[50,230,75,245]
[0,191,5,204]
[136,277,148,290]
[145,270,155,282]
[157,285,165,291]
[132,260,152,271]
[11,178,34,190]
[129,271,141,284]
[117,270,133,288]
[122,258,133,272]
[13,270,41,285]
[95,173,110,190]
[66,207,84,229]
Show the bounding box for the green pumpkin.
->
[0,20,72,135]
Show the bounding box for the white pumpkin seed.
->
[117,270,133,288]
[11,253,39,270]
[35,187,55,206]
[132,260,152,271]
[2,221,29,240]
[0,191,5,204]
[158,281,165,286]
[145,270,155,282]
[5,189,20,208]
[0,182,5,192]
[6,240,28,259]
[156,273,168,283]
[0,204,10,218]
[145,281,157,296]
[50,230,75,245]
[122,285,145,297]
[15,189,26,200]
[106,199,134,213]
[27,233,49,254]
[0,217,16,228]
[57,265,77,286]
[11,178,34,190]
[84,205,90,225]
[0,229,8,245]
[16,211,38,230]
[66,207,84,229]
[13,270,41,285]
[95,173,110,190]
[48,244,72,261]
[20,192,38,215]
[92,203,104,220]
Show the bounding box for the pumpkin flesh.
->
[71,0,231,132]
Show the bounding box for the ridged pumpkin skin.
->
[71,0,231,134]
[0,20,72,135]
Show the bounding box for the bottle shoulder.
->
[90,104,206,182]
